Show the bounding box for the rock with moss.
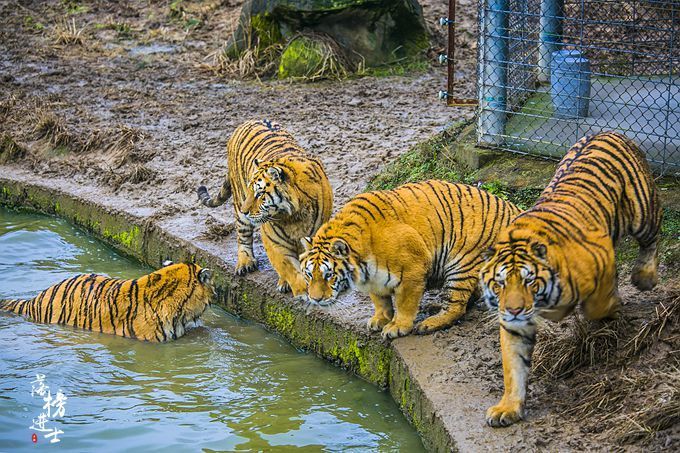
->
[227,0,429,71]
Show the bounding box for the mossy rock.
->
[278,35,324,79]
[227,0,429,68]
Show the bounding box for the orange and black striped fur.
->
[197,120,333,296]
[300,180,522,339]
[481,132,662,427]
[0,263,214,342]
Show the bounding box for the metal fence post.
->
[478,0,509,146]
[538,0,565,82]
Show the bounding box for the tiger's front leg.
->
[381,277,425,339]
[261,231,307,298]
[486,321,536,427]
[235,211,257,275]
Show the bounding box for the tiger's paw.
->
[631,265,658,291]
[277,280,291,293]
[380,321,412,340]
[367,314,391,332]
[485,403,524,427]
[235,258,257,275]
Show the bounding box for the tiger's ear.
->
[482,246,495,261]
[253,158,261,168]
[198,268,213,284]
[300,236,313,252]
[531,242,548,260]
[332,239,349,258]
[267,166,284,182]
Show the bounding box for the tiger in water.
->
[0,262,214,342]
[197,120,333,297]
[299,180,522,339]
[480,132,662,427]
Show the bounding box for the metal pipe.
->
[478,0,509,146]
[538,0,565,82]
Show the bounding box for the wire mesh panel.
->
[477,0,680,174]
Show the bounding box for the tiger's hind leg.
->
[631,200,662,291]
[415,277,476,334]
[235,211,257,275]
[631,239,659,291]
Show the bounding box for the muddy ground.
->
[1,1,678,451]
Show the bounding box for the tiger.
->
[0,262,214,342]
[197,119,333,297]
[480,132,662,427]
[299,180,523,339]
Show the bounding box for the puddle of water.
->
[0,208,423,451]
[129,44,177,56]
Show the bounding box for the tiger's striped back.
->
[518,131,661,248]
[0,263,214,342]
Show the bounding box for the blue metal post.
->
[538,0,564,82]
[478,0,509,146]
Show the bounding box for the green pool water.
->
[0,208,423,452]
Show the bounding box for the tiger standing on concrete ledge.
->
[0,262,214,342]
[481,132,662,427]
[300,180,522,339]
[197,120,333,297]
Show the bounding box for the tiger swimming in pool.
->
[197,119,333,297]
[0,262,214,342]
[481,132,662,427]
[299,180,522,339]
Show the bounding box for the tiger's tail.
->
[197,179,232,208]
[0,298,31,316]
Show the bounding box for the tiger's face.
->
[242,159,294,226]
[480,241,560,325]
[299,237,354,306]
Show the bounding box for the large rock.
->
[227,0,430,69]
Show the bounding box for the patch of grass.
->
[61,0,88,15]
[23,16,45,32]
[367,125,466,191]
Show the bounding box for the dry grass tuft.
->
[198,215,235,241]
[101,126,147,168]
[33,112,76,150]
[202,20,282,79]
[533,315,629,379]
[54,18,86,46]
[206,42,282,79]
[0,133,27,163]
[103,163,157,190]
[612,368,680,443]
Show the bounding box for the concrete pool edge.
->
[0,177,454,452]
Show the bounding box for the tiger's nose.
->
[507,307,524,316]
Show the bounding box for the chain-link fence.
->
[477,0,679,174]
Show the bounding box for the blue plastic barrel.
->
[551,50,591,118]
